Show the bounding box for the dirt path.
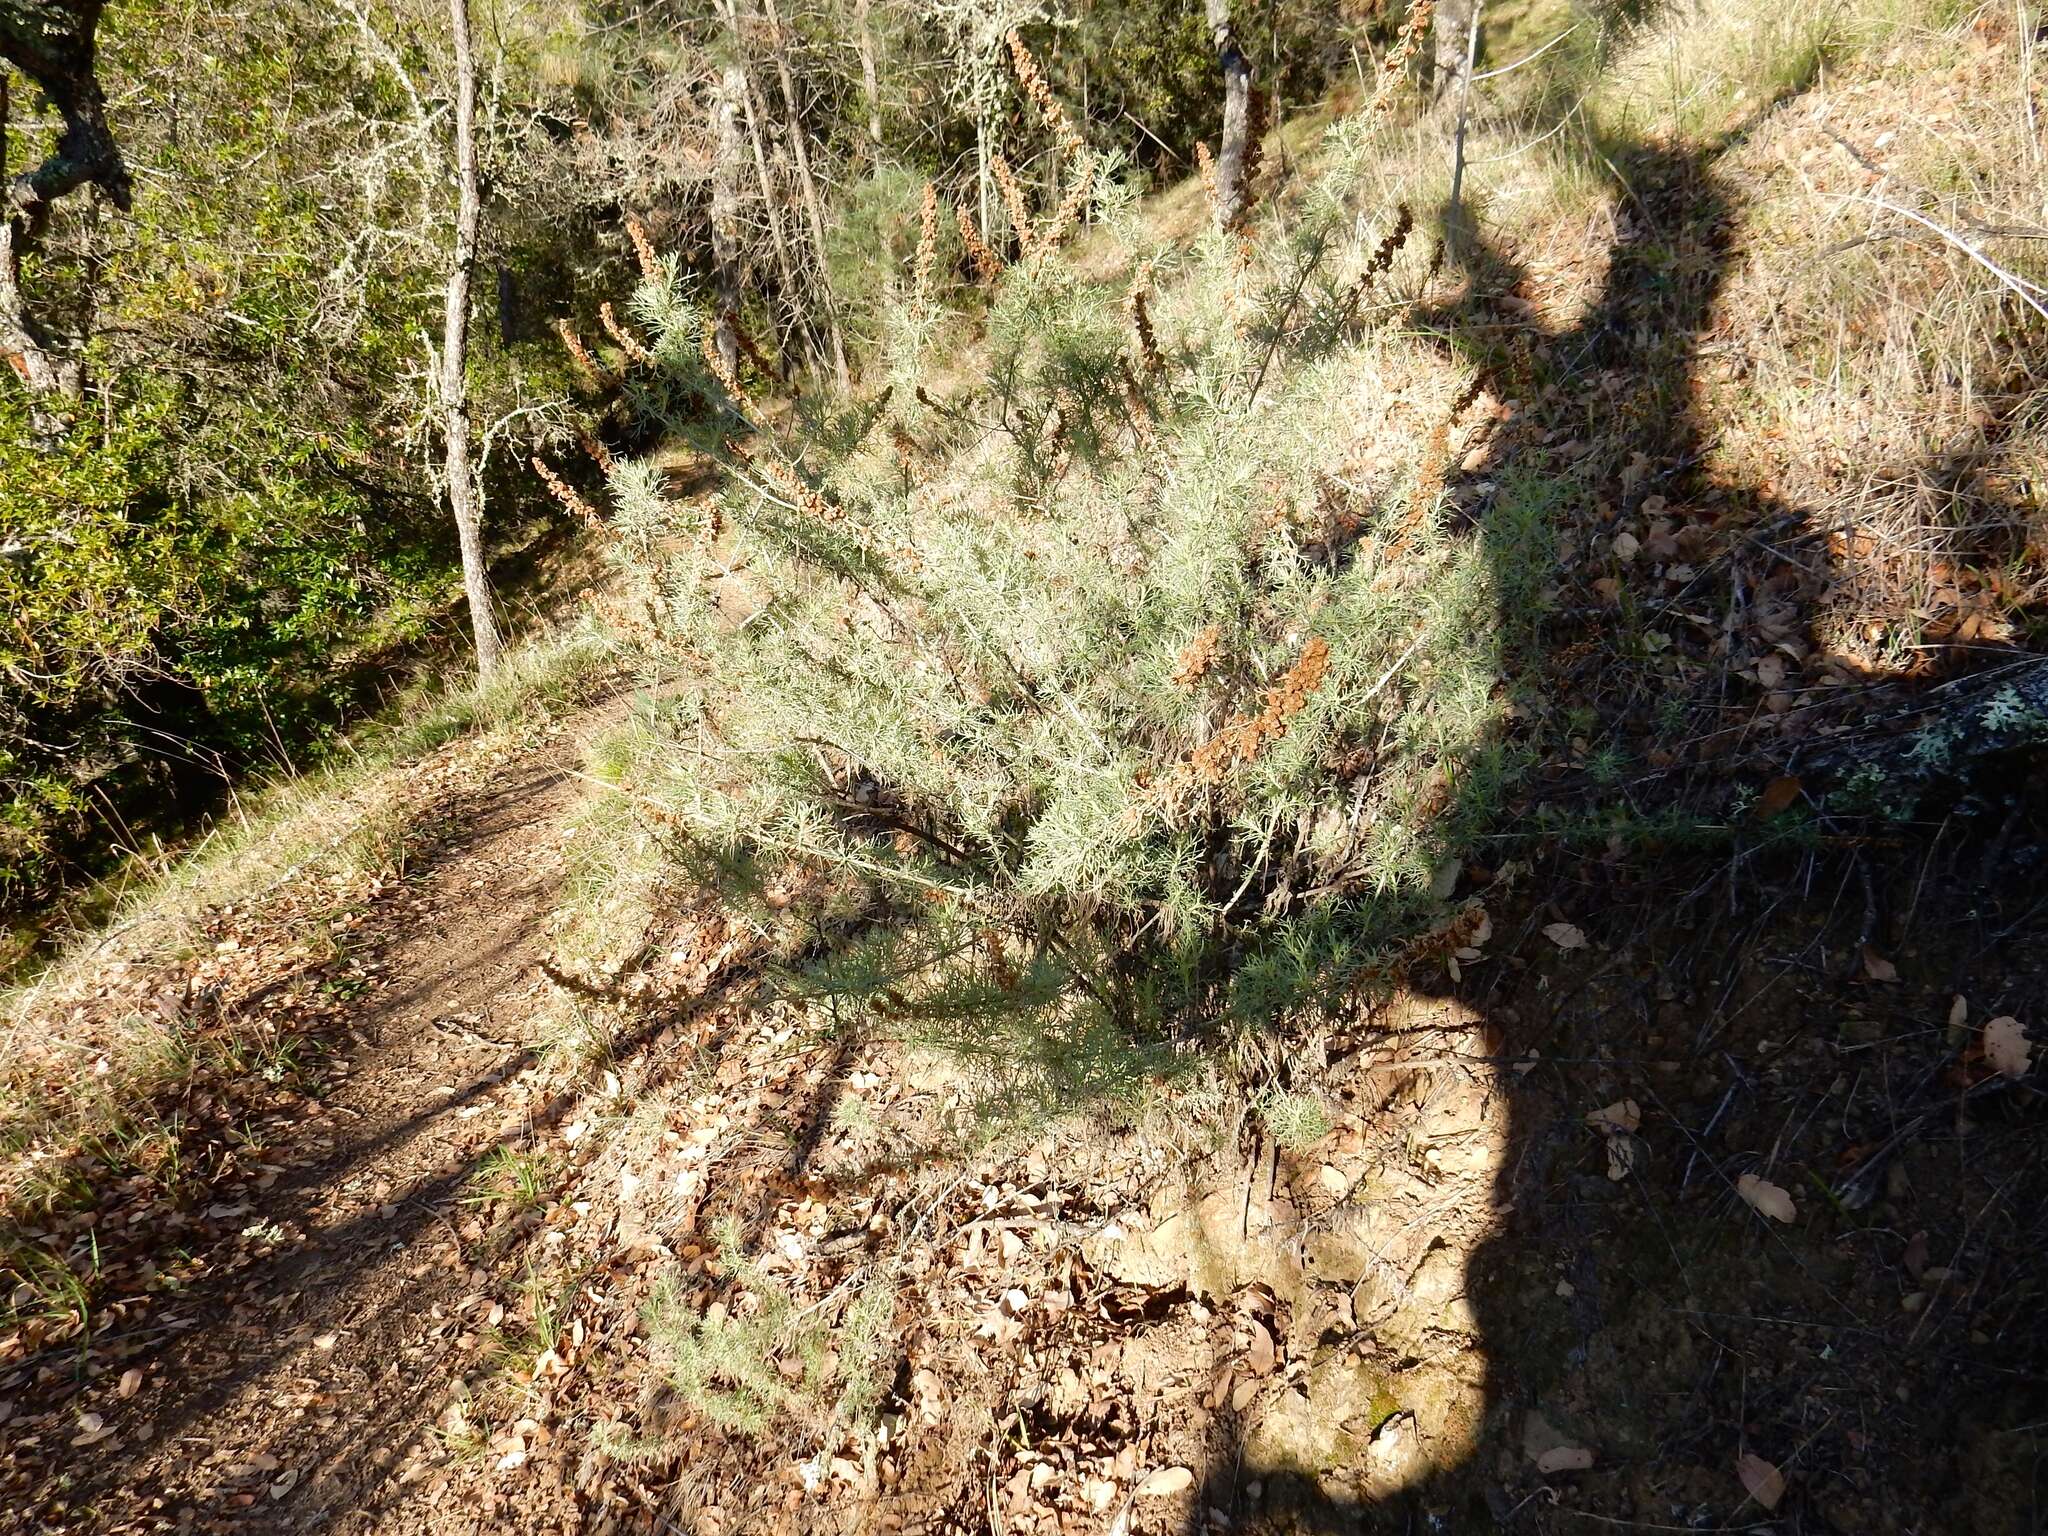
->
[6,718,606,1534]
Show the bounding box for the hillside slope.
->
[4,2,2046,1534]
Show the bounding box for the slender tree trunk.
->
[741,79,805,370]
[976,113,992,235]
[1445,0,1483,247]
[0,0,133,437]
[1205,0,1253,231]
[854,0,883,154]
[711,62,745,377]
[722,0,802,367]
[758,0,851,391]
[1433,0,1477,100]
[441,0,501,682]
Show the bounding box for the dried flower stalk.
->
[991,153,1034,255]
[1006,30,1084,156]
[556,319,610,390]
[956,205,1003,283]
[700,323,752,410]
[1171,623,1223,686]
[1372,0,1437,114]
[1126,263,1164,374]
[1242,87,1269,204]
[1188,635,1330,783]
[1341,202,1414,324]
[575,425,615,475]
[600,301,654,368]
[623,212,661,281]
[913,182,940,307]
[759,455,838,522]
[889,421,927,474]
[533,455,602,526]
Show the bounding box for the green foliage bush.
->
[1,0,594,911]
[599,121,1547,1103]
[637,1218,896,1439]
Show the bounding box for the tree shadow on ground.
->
[0,745,870,1532]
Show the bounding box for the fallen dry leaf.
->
[1983,1016,2033,1078]
[1901,1230,1929,1282]
[1245,1319,1276,1376]
[1536,1446,1594,1473]
[1737,1173,1796,1223]
[1135,1466,1194,1498]
[1736,1451,1785,1510]
[118,1368,142,1399]
[1861,946,1898,983]
[1604,1133,1643,1182]
[1585,1099,1641,1135]
[1754,775,1803,819]
[1544,922,1587,951]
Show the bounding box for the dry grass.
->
[1703,5,2047,664]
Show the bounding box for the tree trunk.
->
[0,0,133,435]
[1445,0,1483,247]
[722,0,802,368]
[711,62,746,378]
[1205,0,1253,231]
[758,0,851,391]
[441,0,501,683]
[1433,0,1477,100]
[854,0,883,154]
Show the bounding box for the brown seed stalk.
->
[556,320,611,390]
[700,323,752,410]
[599,301,655,368]
[991,153,1034,255]
[914,182,940,307]
[533,456,602,527]
[1188,635,1331,783]
[1126,263,1164,374]
[623,212,661,282]
[575,425,615,475]
[956,204,1004,284]
[1372,0,1438,115]
[1006,29,1084,156]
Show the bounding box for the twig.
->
[1446,1,1485,250]
[1823,185,2048,322]
[2022,0,2043,168]
[1470,21,1577,81]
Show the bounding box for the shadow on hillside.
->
[0,749,837,1530]
[1166,116,2048,1533]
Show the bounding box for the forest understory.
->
[5,0,2048,1532]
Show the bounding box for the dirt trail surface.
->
[2,714,606,1533]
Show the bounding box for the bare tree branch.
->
[0,0,133,417]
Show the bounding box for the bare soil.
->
[2,712,610,1532]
